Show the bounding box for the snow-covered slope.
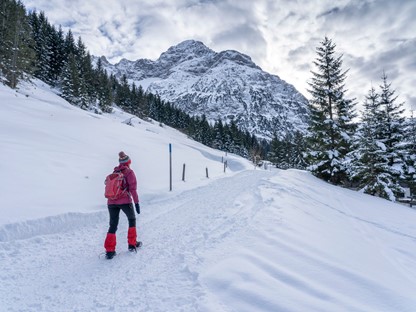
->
[0,79,251,229]
[97,40,310,139]
[1,81,416,312]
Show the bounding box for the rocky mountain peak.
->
[158,40,214,65]
[95,40,310,139]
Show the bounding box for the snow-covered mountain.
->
[2,80,416,311]
[97,40,310,139]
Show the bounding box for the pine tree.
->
[228,119,244,155]
[404,111,416,197]
[0,0,35,88]
[378,72,406,171]
[376,72,406,200]
[212,119,225,150]
[98,71,113,112]
[62,29,76,68]
[349,86,396,200]
[28,11,66,86]
[48,25,65,84]
[192,114,212,146]
[267,134,280,166]
[61,52,80,104]
[74,37,90,108]
[135,84,147,117]
[292,131,307,169]
[306,36,356,184]
[93,57,112,112]
[222,123,233,153]
[350,73,407,201]
[115,74,131,109]
[29,11,51,82]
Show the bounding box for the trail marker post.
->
[169,143,172,191]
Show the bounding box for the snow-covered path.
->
[2,169,416,312]
[0,170,269,311]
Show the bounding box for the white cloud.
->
[22,0,416,113]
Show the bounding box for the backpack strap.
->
[115,167,131,191]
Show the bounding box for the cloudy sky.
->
[23,0,416,114]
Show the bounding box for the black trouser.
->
[107,203,136,234]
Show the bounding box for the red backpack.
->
[104,170,127,200]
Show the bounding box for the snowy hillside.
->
[97,40,310,140]
[0,79,251,229]
[1,81,416,312]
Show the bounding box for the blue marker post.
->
[169,143,172,191]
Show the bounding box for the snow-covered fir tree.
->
[0,0,35,88]
[268,132,306,169]
[349,72,408,201]
[48,26,66,83]
[292,132,308,169]
[349,86,399,200]
[61,52,81,105]
[94,57,113,112]
[306,36,356,185]
[404,111,416,197]
[378,72,407,172]
[114,74,132,109]
[28,11,51,82]
[212,119,225,150]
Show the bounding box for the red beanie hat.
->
[119,151,131,165]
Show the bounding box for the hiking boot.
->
[128,241,142,252]
[105,251,116,259]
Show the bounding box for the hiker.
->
[104,151,141,259]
